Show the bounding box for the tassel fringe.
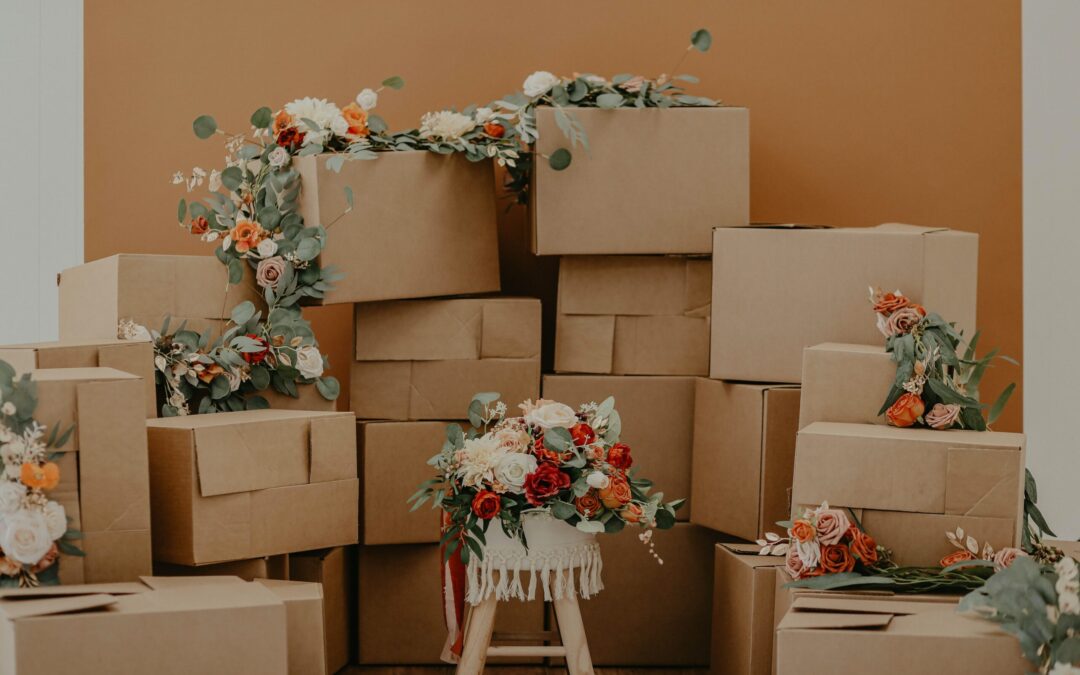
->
[465,542,604,605]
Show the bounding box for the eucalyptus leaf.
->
[381,75,405,90]
[193,115,217,139]
[548,148,572,171]
[250,106,272,129]
[691,28,713,52]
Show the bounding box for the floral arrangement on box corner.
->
[410,393,684,564]
[870,287,1015,431]
[0,361,82,587]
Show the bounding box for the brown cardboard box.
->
[31,368,152,584]
[712,543,787,675]
[357,544,544,665]
[296,151,501,304]
[254,579,328,675]
[775,594,1028,675]
[693,379,800,541]
[153,555,290,581]
[0,339,157,417]
[555,256,711,375]
[798,343,895,428]
[0,577,290,675]
[290,547,356,675]
[531,107,749,254]
[260,382,339,412]
[146,409,359,564]
[57,253,259,341]
[710,224,979,382]
[541,375,694,520]
[352,297,540,420]
[792,422,1026,565]
[358,421,446,544]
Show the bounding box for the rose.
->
[570,423,596,447]
[524,402,578,430]
[471,490,501,520]
[992,547,1026,570]
[575,491,602,517]
[785,545,806,579]
[295,345,324,379]
[355,88,378,111]
[341,102,369,137]
[619,75,646,93]
[229,220,265,254]
[483,122,505,138]
[622,503,644,524]
[599,475,632,509]
[820,544,856,574]
[418,110,476,141]
[256,256,286,289]
[872,291,911,314]
[42,501,66,540]
[606,443,633,470]
[224,369,242,392]
[814,508,851,545]
[523,462,571,507]
[493,453,537,494]
[276,126,305,149]
[0,482,26,516]
[886,392,925,427]
[940,549,977,567]
[196,362,223,384]
[0,508,54,565]
[255,238,278,259]
[493,427,530,453]
[585,471,610,490]
[925,403,962,430]
[795,539,821,569]
[881,306,926,337]
[190,215,209,235]
[241,334,270,365]
[531,436,568,463]
[0,402,13,416]
[267,146,290,169]
[20,462,60,491]
[847,527,878,565]
[522,71,561,97]
[475,107,495,123]
[790,519,816,543]
[272,109,294,135]
[31,543,59,573]
[0,555,19,576]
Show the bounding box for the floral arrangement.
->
[870,288,1015,431]
[0,361,82,587]
[410,393,684,564]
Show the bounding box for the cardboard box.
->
[775,594,1028,675]
[555,255,711,375]
[153,555,289,581]
[358,421,445,544]
[711,543,787,675]
[710,224,979,382]
[295,151,501,304]
[146,409,359,564]
[792,422,1026,565]
[259,383,338,412]
[57,254,259,342]
[254,578,328,675]
[531,107,749,254]
[352,297,540,420]
[31,368,152,584]
[541,375,694,520]
[0,338,157,417]
[0,577,291,675]
[290,547,356,675]
[692,379,801,541]
[798,343,895,428]
[357,544,544,665]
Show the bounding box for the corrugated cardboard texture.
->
[712,543,785,675]
[296,151,500,304]
[290,547,356,675]
[146,409,359,564]
[254,579,327,675]
[57,254,259,342]
[357,544,543,665]
[692,379,800,541]
[0,339,157,417]
[792,422,1025,565]
[359,421,446,544]
[532,107,749,254]
[710,224,978,382]
[542,375,694,520]
[30,368,152,584]
[555,256,711,375]
[798,343,896,428]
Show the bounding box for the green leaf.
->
[227,258,244,284]
[193,115,218,139]
[987,382,1016,425]
[785,573,895,591]
[296,238,320,262]
[691,28,713,52]
[210,375,232,400]
[595,93,624,109]
[248,365,270,390]
[250,106,273,129]
[381,75,405,90]
[221,166,244,191]
[550,500,576,520]
[655,509,676,529]
[548,148,572,171]
[315,376,340,400]
[446,424,465,451]
[230,301,256,326]
[245,395,270,410]
[344,186,354,211]
[325,154,346,174]
[177,198,187,223]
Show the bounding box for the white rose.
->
[356,88,378,111]
[795,539,821,569]
[525,401,578,430]
[329,114,349,137]
[224,369,242,392]
[494,453,538,494]
[1060,591,1080,616]
[256,238,278,258]
[296,345,324,379]
[522,71,561,98]
[586,471,610,490]
[43,501,66,540]
[0,482,26,516]
[0,508,54,565]
[267,145,290,169]
[475,107,495,123]
[1049,663,1080,675]
[418,110,477,142]
[1,402,14,416]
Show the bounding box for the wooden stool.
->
[456,594,594,675]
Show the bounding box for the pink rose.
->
[256,256,286,289]
[924,403,962,430]
[878,306,926,337]
[785,544,805,579]
[992,547,1026,570]
[814,508,852,546]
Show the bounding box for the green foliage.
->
[381,75,405,90]
[250,106,272,129]
[691,28,712,52]
[193,115,217,139]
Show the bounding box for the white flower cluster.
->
[1056,555,1080,616]
[0,421,67,570]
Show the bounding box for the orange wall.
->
[85,0,1021,430]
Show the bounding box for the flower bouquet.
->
[0,360,82,586]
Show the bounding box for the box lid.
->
[30,367,140,383]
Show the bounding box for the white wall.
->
[0,0,83,344]
[1023,0,1080,539]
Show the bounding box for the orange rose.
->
[341,102,369,137]
[790,519,816,543]
[483,122,505,138]
[229,220,266,254]
[575,491,602,517]
[886,392,925,427]
[820,544,856,574]
[190,215,209,235]
[621,502,644,523]
[275,125,305,149]
[873,291,910,314]
[21,462,60,491]
[940,550,977,567]
[196,363,224,384]
[599,475,632,509]
[272,109,293,135]
[847,526,878,565]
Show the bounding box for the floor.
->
[349,669,702,675]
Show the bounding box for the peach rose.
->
[820,544,856,574]
[621,502,644,524]
[882,306,926,337]
[940,549,977,567]
[873,291,911,314]
[20,462,60,491]
[785,545,806,579]
[576,491,603,517]
[341,102,369,137]
[992,547,1026,570]
[924,403,962,430]
[847,527,878,565]
[599,475,632,509]
[256,256,286,289]
[790,519,816,544]
[229,220,266,254]
[886,392,925,427]
[814,508,851,546]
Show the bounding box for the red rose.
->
[523,461,571,507]
[190,215,209,235]
[471,490,501,520]
[607,443,633,470]
[570,423,596,447]
[276,126,305,149]
[242,334,270,364]
[483,122,505,138]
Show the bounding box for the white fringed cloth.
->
[465,513,604,605]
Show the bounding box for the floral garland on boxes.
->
[0,361,82,587]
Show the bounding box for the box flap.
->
[30,367,139,383]
[0,582,147,600]
[480,299,541,359]
[195,416,311,496]
[741,222,832,230]
[254,578,324,602]
[0,593,119,620]
[944,447,1022,516]
[778,610,893,631]
[140,575,249,590]
[355,299,483,361]
[873,222,950,235]
[790,596,953,615]
[720,542,770,556]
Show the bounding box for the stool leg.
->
[553,593,594,675]
[457,597,497,675]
